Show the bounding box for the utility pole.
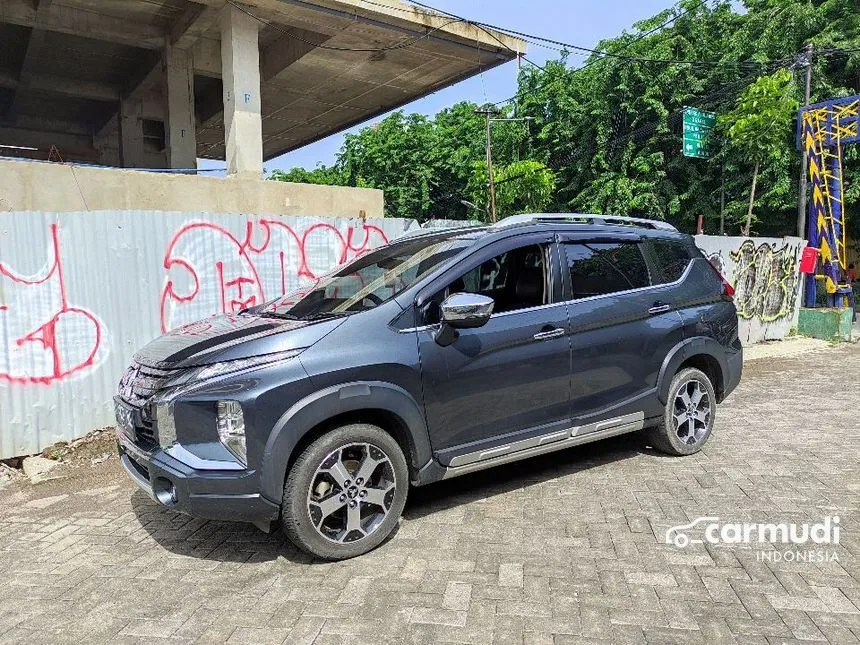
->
[797,43,813,239]
[720,163,726,235]
[475,106,500,223]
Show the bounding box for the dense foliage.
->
[270,0,859,236]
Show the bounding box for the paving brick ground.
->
[1,344,858,644]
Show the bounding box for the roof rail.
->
[492,213,678,231]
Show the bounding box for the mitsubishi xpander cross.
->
[116,214,742,559]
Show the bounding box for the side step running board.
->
[441,412,644,479]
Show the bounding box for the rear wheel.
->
[647,367,715,455]
[281,424,408,560]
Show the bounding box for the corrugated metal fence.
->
[0,211,466,458]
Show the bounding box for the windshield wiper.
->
[306,311,351,320]
[257,311,301,320]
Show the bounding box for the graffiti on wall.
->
[729,240,800,322]
[0,223,106,385]
[160,219,390,332]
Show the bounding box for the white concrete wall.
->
[0,211,467,458]
[695,235,804,345]
[0,159,383,219]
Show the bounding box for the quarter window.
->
[648,238,692,284]
[563,242,650,299]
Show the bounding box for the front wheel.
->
[281,424,409,560]
[646,367,716,456]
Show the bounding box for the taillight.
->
[720,274,735,300]
[705,255,735,300]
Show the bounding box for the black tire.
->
[281,423,409,560]
[646,367,716,456]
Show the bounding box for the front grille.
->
[118,361,180,447]
[118,361,178,408]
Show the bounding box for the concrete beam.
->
[172,1,225,50]
[163,43,197,169]
[221,5,263,178]
[260,28,332,82]
[0,71,119,103]
[6,0,54,120]
[192,38,222,78]
[0,0,165,50]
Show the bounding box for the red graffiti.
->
[0,223,105,385]
[161,219,389,332]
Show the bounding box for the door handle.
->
[648,303,672,315]
[533,327,565,341]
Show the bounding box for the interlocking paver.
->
[0,345,858,644]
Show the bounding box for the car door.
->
[560,235,685,426]
[415,234,571,465]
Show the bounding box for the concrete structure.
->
[0,158,383,217]
[0,0,524,172]
[798,307,854,342]
[695,235,804,345]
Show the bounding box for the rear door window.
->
[563,242,650,300]
[648,238,693,284]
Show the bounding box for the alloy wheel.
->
[306,443,397,544]
[671,379,711,446]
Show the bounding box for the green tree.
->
[270,164,344,186]
[467,160,556,221]
[718,68,799,235]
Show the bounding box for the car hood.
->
[133,313,346,369]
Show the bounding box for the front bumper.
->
[116,430,279,524]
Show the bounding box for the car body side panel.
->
[565,281,685,423]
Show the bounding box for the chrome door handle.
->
[533,328,565,341]
[648,304,671,315]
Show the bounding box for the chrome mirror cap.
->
[440,293,494,329]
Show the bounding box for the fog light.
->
[217,400,246,464]
[156,402,177,448]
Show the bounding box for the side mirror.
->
[441,292,494,329]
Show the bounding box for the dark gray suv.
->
[116,214,742,559]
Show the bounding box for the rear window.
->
[648,238,692,284]
[563,242,650,299]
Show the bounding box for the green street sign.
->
[682,107,717,159]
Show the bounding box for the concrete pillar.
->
[221,5,263,178]
[119,97,145,168]
[163,43,197,170]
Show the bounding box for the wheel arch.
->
[260,381,432,503]
[657,337,729,405]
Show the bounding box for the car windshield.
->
[257,232,474,319]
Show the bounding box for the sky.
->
[200,0,676,174]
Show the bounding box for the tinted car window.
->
[564,242,650,299]
[649,238,692,284]
[425,244,549,323]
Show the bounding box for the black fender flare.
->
[656,336,728,405]
[259,381,432,503]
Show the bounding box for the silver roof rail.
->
[492,213,677,231]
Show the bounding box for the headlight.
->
[188,349,304,383]
[217,400,246,464]
[158,349,305,397]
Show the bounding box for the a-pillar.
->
[163,43,197,170]
[221,5,263,178]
